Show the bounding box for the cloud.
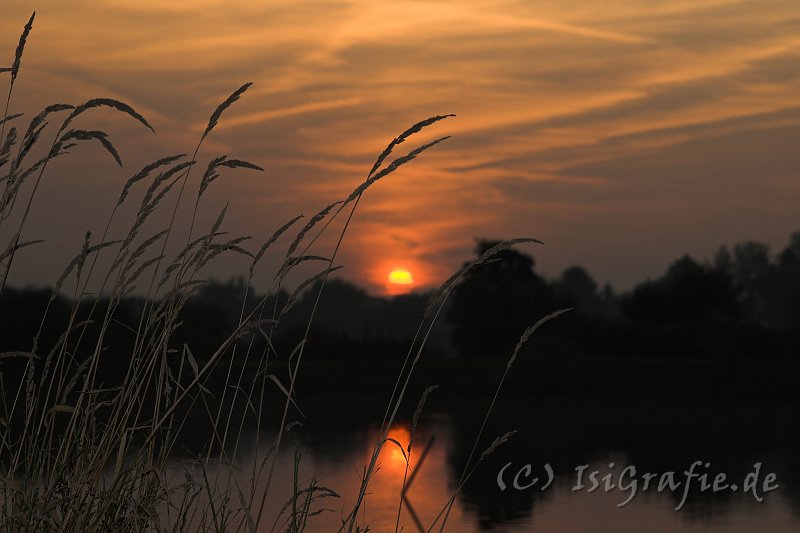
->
[209,97,364,129]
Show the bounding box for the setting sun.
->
[388,268,414,285]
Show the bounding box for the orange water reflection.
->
[381,425,412,471]
[165,420,800,532]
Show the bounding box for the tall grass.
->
[0,12,566,532]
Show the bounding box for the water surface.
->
[170,395,800,531]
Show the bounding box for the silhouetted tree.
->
[621,256,741,357]
[556,265,598,309]
[272,278,452,359]
[715,241,772,325]
[193,277,260,325]
[287,278,371,339]
[623,256,739,322]
[553,265,622,318]
[774,233,800,348]
[446,239,554,358]
[551,266,625,357]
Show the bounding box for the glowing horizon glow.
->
[388,268,414,285]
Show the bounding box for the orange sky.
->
[2,1,799,295]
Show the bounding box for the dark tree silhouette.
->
[553,265,617,317]
[6,231,800,365]
[621,255,742,357]
[446,239,554,358]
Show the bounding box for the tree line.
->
[3,232,800,362]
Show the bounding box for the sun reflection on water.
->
[383,425,411,470]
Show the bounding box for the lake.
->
[167,394,800,532]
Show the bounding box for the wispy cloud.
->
[210,97,363,129]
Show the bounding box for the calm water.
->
[168,396,800,532]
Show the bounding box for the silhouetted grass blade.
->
[59,129,123,166]
[201,82,253,142]
[11,12,35,83]
[66,98,154,132]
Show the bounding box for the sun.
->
[388,268,414,286]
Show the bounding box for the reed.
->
[0,12,565,532]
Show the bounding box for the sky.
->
[1,0,799,296]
